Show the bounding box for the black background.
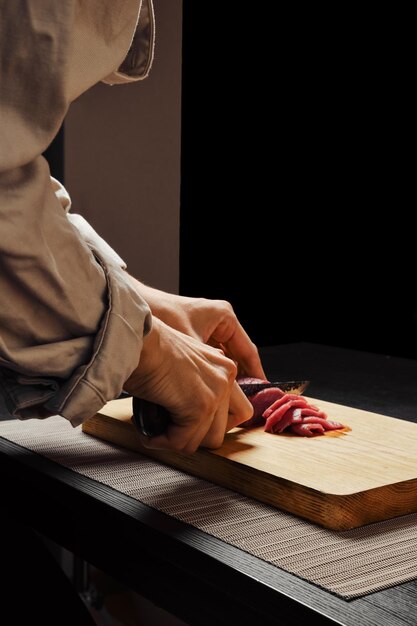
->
[179,4,413,358]
[45,5,413,359]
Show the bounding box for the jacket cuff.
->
[0,249,151,426]
[43,250,151,426]
[102,0,155,86]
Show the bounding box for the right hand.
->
[124,318,253,454]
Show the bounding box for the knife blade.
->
[130,380,310,438]
[238,380,310,397]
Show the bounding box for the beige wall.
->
[64,0,182,293]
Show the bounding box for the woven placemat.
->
[1,416,416,599]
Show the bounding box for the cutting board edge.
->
[82,413,417,531]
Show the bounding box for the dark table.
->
[1,343,416,626]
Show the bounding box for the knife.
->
[237,380,309,397]
[130,380,310,438]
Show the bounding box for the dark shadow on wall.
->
[43,123,65,183]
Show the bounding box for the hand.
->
[124,318,253,453]
[127,276,266,380]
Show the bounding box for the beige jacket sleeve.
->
[51,176,128,270]
[0,0,155,426]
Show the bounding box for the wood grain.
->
[82,397,417,530]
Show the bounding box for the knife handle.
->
[132,396,170,437]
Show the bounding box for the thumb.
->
[226,382,253,431]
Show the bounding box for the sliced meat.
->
[302,416,345,430]
[300,408,328,419]
[290,422,325,436]
[236,376,347,436]
[268,406,304,434]
[264,399,309,433]
[263,393,309,419]
[326,420,345,429]
[290,408,303,424]
[239,387,285,427]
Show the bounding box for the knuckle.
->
[215,299,234,316]
[226,359,238,379]
[216,360,236,386]
[193,297,209,311]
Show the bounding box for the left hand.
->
[128,276,266,380]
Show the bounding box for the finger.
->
[194,381,253,449]
[138,384,252,453]
[190,358,236,451]
[214,321,266,379]
[137,414,207,452]
[226,382,254,430]
[199,392,230,450]
[191,358,234,451]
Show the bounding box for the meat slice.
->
[290,408,303,424]
[239,387,285,427]
[268,406,305,434]
[302,416,345,430]
[263,394,298,418]
[291,422,325,436]
[264,399,309,433]
[300,408,328,419]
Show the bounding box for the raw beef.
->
[264,399,310,433]
[290,423,325,437]
[237,377,346,437]
[239,387,285,428]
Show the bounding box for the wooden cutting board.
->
[82,397,417,530]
